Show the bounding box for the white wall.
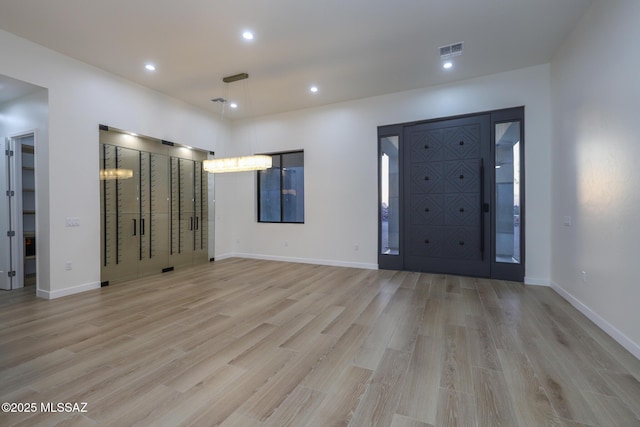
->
[0,29,225,298]
[0,89,50,292]
[217,64,553,282]
[550,0,640,357]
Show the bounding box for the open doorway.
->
[0,74,47,292]
[1,132,36,290]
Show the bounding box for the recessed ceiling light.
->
[242,31,254,40]
[144,63,156,71]
[310,85,319,93]
[129,132,138,137]
[229,102,238,109]
[442,61,453,70]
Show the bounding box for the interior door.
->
[403,114,491,277]
[100,144,140,283]
[0,138,14,290]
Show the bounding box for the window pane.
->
[495,121,521,264]
[282,152,304,223]
[380,136,399,255]
[259,156,281,222]
[258,152,304,223]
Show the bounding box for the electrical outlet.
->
[65,217,80,227]
[65,262,72,271]
[284,241,289,247]
[581,271,587,283]
[354,244,359,251]
[563,216,572,226]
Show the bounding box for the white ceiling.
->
[0,0,592,119]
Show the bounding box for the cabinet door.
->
[138,152,171,276]
[100,144,139,283]
[170,157,195,268]
[193,161,208,263]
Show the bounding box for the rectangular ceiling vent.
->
[439,42,464,58]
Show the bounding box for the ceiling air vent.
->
[439,42,464,58]
[451,42,463,55]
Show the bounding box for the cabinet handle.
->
[141,218,145,236]
[190,217,193,231]
[133,219,137,236]
[195,216,199,230]
[480,158,485,259]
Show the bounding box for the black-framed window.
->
[258,151,304,223]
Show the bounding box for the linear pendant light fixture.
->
[203,73,272,173]
[203,155,272,173]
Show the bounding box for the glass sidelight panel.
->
[495,121,521,264]
[380,136,399,255]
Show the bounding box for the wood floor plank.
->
[238,334,337,421]
[462,287,484,318]
[353,288,417,369]
[582,391,640,427]
[497,349,562,426]
[419,298,445,338]
[390,414,434,427]
[465,315,500,371]
[305,365,372,427]
[350,348,412,427]
[93,384,180,426]
[0,258,638,427]
[0,387,45,427]
[301,323,369,393]
[600,371,640,419]
[185,347,295,426]
[280,305,344,351]
[524,338,599,425]
[261,385,325,427]
[164,323,277,393]
[217,412,261,427]
[439,325,474,394]
[321,278,379,336]
[435,388,477,427]
[472,366,519,427]
[396,334,442,425]
[229,313,315,368]
[139,364,247,426]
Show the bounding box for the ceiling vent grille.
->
[439,42,463,58]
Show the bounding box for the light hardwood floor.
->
[0,258,639,426]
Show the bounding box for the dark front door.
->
[403,114,491,277]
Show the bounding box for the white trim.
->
[215,252,378,270]
[36,281,101,300]
[524,276,550,286]
[550,281,640,360]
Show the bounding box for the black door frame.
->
[378,106,525,282]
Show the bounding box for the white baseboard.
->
[550,281,640,360]
[36,281,101,300]
[524,276,551,286]
[214,252,378,270]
